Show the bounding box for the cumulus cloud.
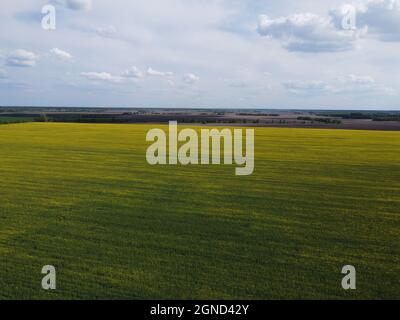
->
[146,67,173,77]
[6,49,38,67]
[50,48,72,61]
[183,73,200,85]
[259,1,400,53]
[257,13,366,52]
[122,66,143,79]
[81,72,122,83]
[347,0,400,42]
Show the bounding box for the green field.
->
[0,122,399,299]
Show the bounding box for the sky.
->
[0,0,400,110]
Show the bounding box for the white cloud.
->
[0,70,7,78]
[258,13,366,52]
[81,72,122,83]
[50,48,72,61]
[183,73,200,85]
[122,66,143,79]
[64,0,92,11]
[283,80,332,95]
[334,74,395,94]
[229,80,250,88]
[146,67,173,77]
[283,75,396,96]
[96,25,117,37]
[260,1,400,53]
[337,74,375,86]
[354,0,400,42]
[330,0,400,42]
[6,49,38,67]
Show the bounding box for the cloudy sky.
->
[0,0,400,109]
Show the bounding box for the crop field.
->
[0,122,399,299]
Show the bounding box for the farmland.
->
[0,116,36,124]
[0,122,399,299]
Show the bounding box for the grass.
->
[0,122,399,299]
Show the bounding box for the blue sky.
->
[0,0,400,109]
